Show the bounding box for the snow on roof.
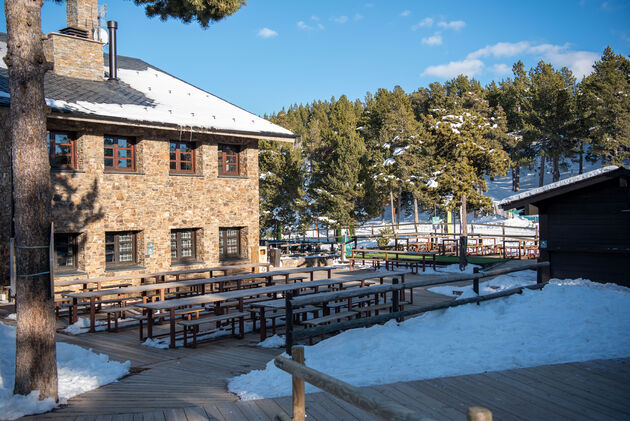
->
[498,165,620,206]
[0,34,294,140]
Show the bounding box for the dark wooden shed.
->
[500,166,630,286]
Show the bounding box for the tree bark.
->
[459,195,468,271]
[389,190,395,231]
[396,189,401,227]
[512,165,520,192]
[5,0,58,400]
[538,154,545,187]
[552,155,560,182]
[413,196,419,224]
[578,142,584,174]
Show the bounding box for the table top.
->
[64,266,337,299]
[55,262,270,287]
[134,270,408,311]
[351,248,437,256]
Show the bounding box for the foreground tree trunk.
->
[512,165,520,192]
[5,0,58,400]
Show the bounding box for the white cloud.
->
[400,10,411,17]
[412,17,434,30]
[422,33,443,46]
[437,20,466,31]
[257,27,278,38]
[467,41,531,59]
[298,20,324,31]
[311,15,320,21]
[492,63,512,75]
[354,13,364,21]
[333,15,349,23]
[421,59,484,78]
[467,41,598,79]
[364,3,374,7]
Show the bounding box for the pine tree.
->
[580,47,630,164]
[310,96,367,229]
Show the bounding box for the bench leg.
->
[193,326,198,348]
[238,316,245,339]
[183,327,188,348]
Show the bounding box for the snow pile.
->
[257,334,285,348]
[228,278,630,400]
[4,314,16,321]
[429,269,537,299]
[0,322,129,420]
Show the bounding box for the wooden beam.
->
[292,347,306,421]
[274,355,435,421]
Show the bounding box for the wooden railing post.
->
[285,292,294,356]
[392,278,400,321]
[292,346,306,421]
[468,407,492,421]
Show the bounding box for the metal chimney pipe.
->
[107,20,118,80]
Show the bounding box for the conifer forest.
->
[259,48,630,236]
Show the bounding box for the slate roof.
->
[0,32,295,140]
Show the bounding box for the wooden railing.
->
[274,347,494,421]
[284,261,550,354]
[274,261,550,420]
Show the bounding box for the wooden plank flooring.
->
[2,268,628,420]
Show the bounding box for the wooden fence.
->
[284,261,550,354]
[273,261,549,420]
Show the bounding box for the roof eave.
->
[499,168,629,210]
[47,109,297,142]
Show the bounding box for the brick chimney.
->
[44,0,105,81]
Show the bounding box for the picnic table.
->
[64,266,336,332]
[135,271,408,348]
[55,262,270,290]
[249,270,409,341]
[349,248,437,272]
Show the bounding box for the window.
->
[219,227,241,259]
[54,233,78,271]
[170,141,195,174]
[104,135,135,171]
[171,229,197,263]
[47,131,76,169]
[105,232,136,267]
[218,144,240,176]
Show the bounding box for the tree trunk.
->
[413,196,419,224]
[512,165,520,192]
[389,190,395,231]
[538,154,545,187]
[459,195,468,270]
[578,142,584,174]
[5,0,58,400]
[552,155,560,182]
[396,189,401,227]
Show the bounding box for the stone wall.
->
[66,0,98,36]
[0,116,261,283]
[44,33,105,81]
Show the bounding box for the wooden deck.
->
[1,268,628,420]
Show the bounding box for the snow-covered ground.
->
[228,276,630,400]
[0,322,129,420]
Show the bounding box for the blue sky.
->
[2,0,629,116]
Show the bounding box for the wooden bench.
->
[303,311,357,327]
[179,311,249,348]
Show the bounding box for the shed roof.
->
[498,166,629,210]
[0,33,295,141]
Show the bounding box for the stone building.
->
[0,0,295,283]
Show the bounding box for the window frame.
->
[53,233,78,272]
[105,231,137,268]
[218,144,240,176]
[219,227,241,260]
[171,229,197,263]
[169,141,196,174]
[47,130,76,170]
[104,135,136,172]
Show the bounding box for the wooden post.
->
[468,407,492,421]
[537,259,550,284]
[292,346,306,421]
[392,278,400,322]
[285,292,294,356]
[473,267,480,295]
